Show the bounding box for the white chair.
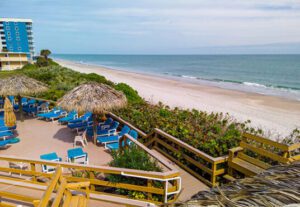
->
[74,130,88,148]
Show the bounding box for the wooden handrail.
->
[153,128,227,163]
[0,155,178,179]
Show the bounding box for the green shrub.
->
[114,83,144,104]
[115,103,263,157]
[108,145,162,200]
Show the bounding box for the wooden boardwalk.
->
[0,116,208,206]
[151,150,209,202]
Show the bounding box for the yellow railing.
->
[0,153,180,205]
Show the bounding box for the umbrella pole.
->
[18,95,24,122]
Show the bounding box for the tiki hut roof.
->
[0,75,48,96]
[57,82,127,114]
[177,163,300,207]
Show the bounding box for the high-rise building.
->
[0,18,34,60]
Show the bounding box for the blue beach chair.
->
[86,118,114,137]
[67,148,88,164]
[93,121,119,138]
[105,130,138,151]
[68,112,92,124]
[97,125,130,144]
[58,110,78,124]
[0,140,10,148]
[40,152,62,173]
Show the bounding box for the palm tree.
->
[40,49,51,60]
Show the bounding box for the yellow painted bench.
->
[228,133,300,178]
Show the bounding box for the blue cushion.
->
[106,142,119,150]
[40,152,60,161]
[0,140,10,147]
[97,135,119,143]
[67,148,87,159]
[8,138,20,144]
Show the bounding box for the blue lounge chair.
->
[37,107,60,118]
[97,125,130,144]
[105,130,138,150]
[40,152,62,173]
[0,130,14,140]
[67,148,88,164]
[93,121,119,138]
[68,112,92,124]
[86,118,113,137]
[13,97,28,111]
[37,107,67,122]
[58,110,78,124]
[0,140,10,148]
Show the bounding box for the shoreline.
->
[56,59,300,137]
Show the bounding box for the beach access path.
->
[57,60,300,138]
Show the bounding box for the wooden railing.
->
[228,133,300,176]
[0,155,180,205]
[110,113,227,187]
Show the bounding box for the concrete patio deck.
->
[0,115,112,166]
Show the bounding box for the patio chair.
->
[68,112,92,124]
[0,130,14,140]
[105,130,138,150]
[95,121,119,138]
[67,119,93,134]
[0,140,10,149]
[13,97,28,111]
[40,152,62,173]
[97,125,130,144]
[67,148,88,165]
[74,130,88,148]
[58,110,78,124]
[86,117,114,137]
[38,108,67,122]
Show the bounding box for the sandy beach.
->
[57,59,300,138]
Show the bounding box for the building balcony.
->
[0,56,28,62]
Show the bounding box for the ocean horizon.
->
[52,54,300,101]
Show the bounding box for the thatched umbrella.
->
[4,97,16,127]
[0,75,48,121]
[57,82,127,143]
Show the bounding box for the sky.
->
[1,0,300,54]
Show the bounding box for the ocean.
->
[52,54,300,101]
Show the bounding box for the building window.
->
[18,47,21,51]
[16,32,19,36]
[7,32,10,35]
[6,26,10,30]
[7,37,11,41]
[5,22,9,25]
[14,22,18,25]
[5,54,8,57]
[16,37,20,41]
[15,27,19,31]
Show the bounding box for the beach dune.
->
[57,60,300,138]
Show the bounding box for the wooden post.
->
[89,171,95,191]
[147,180,153,200]
[30,163,36,181]
[93,114,97,144]
[18,95,24,122]
[211,163,217,186]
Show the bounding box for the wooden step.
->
[229,158,265,176]
[223,174,236,182]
